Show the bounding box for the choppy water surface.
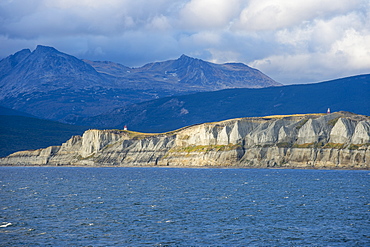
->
[0,167,369,246]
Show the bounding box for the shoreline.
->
[1,164,369,171]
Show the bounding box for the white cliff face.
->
[1,112,369,169]
[80,130,124,157]
[330,118,356,143]
[351,121,370,144]
[297,119,318,144]
[245,119,298,146]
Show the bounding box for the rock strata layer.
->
[1,112,369,169]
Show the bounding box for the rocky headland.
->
[1,112,369,169]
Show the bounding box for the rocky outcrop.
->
[1,112,369,169]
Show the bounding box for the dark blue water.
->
[0,167,369,246]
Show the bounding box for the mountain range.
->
[0,45,279,122]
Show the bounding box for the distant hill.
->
[0,45,279,123]
[0,105,35,117]
[76,74,370,132]
[0,115,90,157]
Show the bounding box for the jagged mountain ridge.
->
[124,54,278,88]
[75,74,370,132]
[2,112,369,169]
[0,45,279,122]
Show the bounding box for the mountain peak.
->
[179,54,191,59]
[177,54,198,62]
[6,49,31,64]
[34,45,59,54]
[0,49,31,80]
[0,45,103,98]
[15,48,31,56]
[174,54,205,68]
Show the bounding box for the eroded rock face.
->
[352,121,370,144]
[1,112,369,169]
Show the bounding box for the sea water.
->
[0,167,369,246]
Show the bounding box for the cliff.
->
[1,112,369,169]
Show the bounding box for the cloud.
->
[146,15,172,31]
[235,0,362,31]
[330,29,370,70]
[179,0,241,30]
[249,6,370,83]
[0,0,369,84]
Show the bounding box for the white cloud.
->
[146,15,172,31]
[330,29,370,70]
[182,31,221,46]
[179,0,241,30]
[235,0,362,31]
[250,26,370,84]
[207,49,241,64]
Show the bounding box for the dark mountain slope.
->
[0,115,90,157]
[83,60,132,77]
[0,49,31,80]
[77,74,370,132]
[0,105,35,117]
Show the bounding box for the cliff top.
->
[100,112,369,137]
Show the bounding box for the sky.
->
[1,0,369,85]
